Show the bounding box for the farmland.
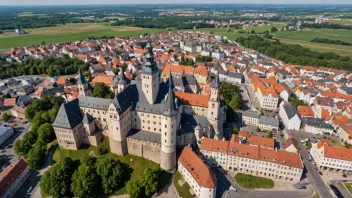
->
[0,23,166,49]
[272,29,352,57]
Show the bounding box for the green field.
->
[173,171,193,198]
[327,19,352,26]
[234,173,274,189]
[0,23,166,49]
[344,183,352,194]
[18,12,47,17]
[244,22,287,33]
[272,29,352,57]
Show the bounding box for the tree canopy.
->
[92,82,115,99]
[71,164,100,198]
[96,158,124,194]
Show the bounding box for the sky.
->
[1,0,351,5]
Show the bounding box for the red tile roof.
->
[175,91,208,108]
[297,106,314,117]
[249,136,275,149]
[178,147,217,188]
[0,158,28,197]
[3,98,16,107]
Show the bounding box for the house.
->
[242,111,260,126]
[310,139,352,172]
[279,102,301,131]
[297,106,314,117]
[0,158,30,198]
[258,116,279,132]
[3,98,16,107]
[283,138,299,153]
[11,106,26,119]
[337,123,352,145]
[256,85,279,111]
[219,70,244,84]
[178,147,217,198]
[33,87,46,99]
[15,85,35,96]
[248,135,275,149]
[0,126,14,146]
[16,95,33,107]
[302,117,334,135]
[56,76,70,86]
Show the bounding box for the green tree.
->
[96,158,124,195]
[38,123,55,143]
[256,126,261,132]
[271,27,278,32]
[14,132,37,156]
[40,158,76,197]
[266,131,273,138]
[92,82,115,99]
[126,181,143,198]
[140,168,159,197]
[27,143,46,169]
[228,94,242,110]
[71,164,100,198]
[251,30,256,34]
[233,128,239,134]
[1,113,12,122]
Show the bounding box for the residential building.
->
[10,106,26,119]
[0,126,14,146]
[257,86,279,111]
[200,135,304,183]
[258,116,279,131]
[219,70,244,84]
[302,117,334,135]
[242,111,260,126]
[297,106,314,117]
[284,138,299,153]
[0,158,30,198]
[279,102,301,131]
[310,140,352,172]
[3,98,16,107]
[337,123,352,145]
[178,146,217,198]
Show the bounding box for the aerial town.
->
[1,30,352,198]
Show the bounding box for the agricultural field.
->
[272,29,352,57]
[18,12,47,17]
[244,22,287,33]
[327,19,352,26]
[0,23,166,49]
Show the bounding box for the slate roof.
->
[52,99,83,129]
[77,67,87,85]
[82,113,94,124]
[79,96,112,110]
[212,69,220,88]
[259,116,279,128]
[302,117,333,129]
[180,113,211,133]
[282,102,298,120]
[242,111,260,119]
[183,74,197,86]
[127,129,161,144]
[163,75,178,116]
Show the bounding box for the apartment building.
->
[279,102,301,131]
[302,117,334,135]
[242,111,279,131]
[178,146,217,198]
[310,140,352,172]
[337,123,352,145]
[257,86,279,111]
[200,135,304,183]
[0,126,14,146]
[242,111,260,126]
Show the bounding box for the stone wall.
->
[127,138,161,164]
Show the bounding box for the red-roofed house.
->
[0,158,30,198]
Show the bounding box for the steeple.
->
[212,69,220,89]
[118,68,127,85]
[163,75,178,117]
[142,39,158,74]
[77,67,87,85]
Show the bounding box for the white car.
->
[229,186,237,192]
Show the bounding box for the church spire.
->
[163,75,178,117]
[77,67,87,85]
[212,68,220,89]
[142,39,158,74]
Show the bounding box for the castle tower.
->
[77,67,91,96]
[117,68,130,93]
[141,40,159,104]
[207,67,223,140]
[160,75,178,172]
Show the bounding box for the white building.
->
[242,111,260,126]
[302,117,334,135]
[279,102,301,131]
[258,116,279,131]
[0,126,14,146]
[212,50,225,60]
[337,123,352,145]
[219,70,244,85]
[310,140,352,172]
[178,146,217,198]
[200,135,304,183]
[184,44,197,53]
[256,86,279,111]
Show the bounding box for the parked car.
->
[229,186,237,192]
[297,185,307,189]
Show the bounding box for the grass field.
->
[327,19,352,26]
[173,171,193,198]
[244,22,287,33]
[344,183,352,194]
[272,29,352,57]
[234,173,274,189]
[52,137,170,195]
[18,12,47,17]
[0,23,166,49]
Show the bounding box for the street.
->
[285,129,334,198]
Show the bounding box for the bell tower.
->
[207,66,222,140]
[77,67,91,96]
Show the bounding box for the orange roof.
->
[34,87,45,95]
[91,74,114,86]
[301,66,316,71]
[273,83,286,94]
[238,131,252,138]
[200,138,229,154]
[330,113,349,126]
[183,66,194,75]
[56,76,68,85]
[175,91,208,107]
[0,158,28,197]
[321,108,332,121]
[43,79,51,85]
[249,136,275,149]
[135,48,148,55]
[317,142,352,161]
[277,150,303,169]
[261,86,279,98]
[297,106,314,117]
[267,76,277,86]
[178,147,217,188]
[251,66,266,73]
[194,66,208,76]
[283,138,298,150]
[3,98,16,107]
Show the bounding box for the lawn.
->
[52,136,170,195]
[173,171,193,198]
[234,173,274,189]
[329,135,343,147]
[272,29,352,57]
[344,183,352,194]
[0,23,166,49]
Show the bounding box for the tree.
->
[233,128,239,135]
[96,158,124,194]
[71,164,100,198]
[228,94,242,110]
[40,158,76,197]
[256,126,261,132]
[140,168,159,197]
[27,143,46,169]
[1,113,12,122]
[126,181,143,198]
[251,30,255,34]
[266,131,273,138]
[38,123,55,143]
[92,82,115,99]
[14,132,37,156]
[271,27,278,32]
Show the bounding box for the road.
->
[286,129,334,198]
[212,168,314,198]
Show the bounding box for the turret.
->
[77,67,91,96]
[207,70,222,140]
[141,40,159,104]
[160,75,178,172]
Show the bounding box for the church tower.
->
[160,75,178,172]
[141,40,159,104]
[207,67,223,140]
[117,68,130,93]
[77,67,91,96]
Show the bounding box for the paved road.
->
[330,181,351,198]
[154,178,178,198]
[286,129,334,198]
[212,168,314,198]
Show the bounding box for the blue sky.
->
[1,0,351,5]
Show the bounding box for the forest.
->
[236,35,352,71]
[301,22,352,30]
[0,56,89,79]
[310,37,351,46]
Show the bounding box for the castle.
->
[52,41,226,172]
